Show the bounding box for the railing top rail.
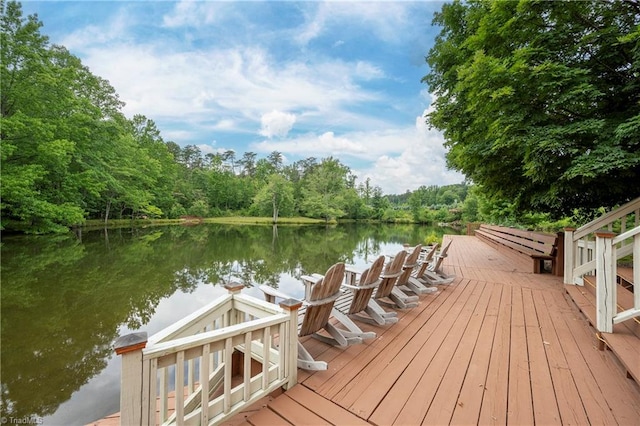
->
[149,293,233,345]
[233,292,286,317]
[613,225,640,245]
[143,312,289,359]
[574,197,640,240]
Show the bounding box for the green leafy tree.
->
[300,157,350,221]
[1,2,125,231]
[425,0,640,217]
[252,173,294,223]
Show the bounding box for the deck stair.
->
[565,269,640,384]
[564,197,640,334]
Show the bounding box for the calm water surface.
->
[1,223,460,425]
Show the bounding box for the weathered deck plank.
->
[449,283,503,425]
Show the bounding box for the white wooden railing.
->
[114,283,301,425]
[564,197,640,333]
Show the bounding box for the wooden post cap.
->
[224,281,245,293]
[279,298,303,311]
[564,227,576,231]
[114,332,148,355]
[595,230,616,238]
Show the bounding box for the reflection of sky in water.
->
[42,259,400,425]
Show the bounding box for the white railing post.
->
[279,298,302,390]
[225,281,245,325]
[595,231,617,333]
[114,332,148,426]
[564,227,575,284]
[635,233,640,311]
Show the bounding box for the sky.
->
[20,0,465,195]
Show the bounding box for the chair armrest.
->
[342,277,381,291]
[301,274,324,299]
[259,284,293,303]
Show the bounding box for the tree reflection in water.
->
[0,223,459,424]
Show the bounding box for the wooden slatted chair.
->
[416,239,455,285]
[373,249,419,310]
[410,243,439,284]
[260,262,356,371]
[396,244,438,296]
[335,255,398,327]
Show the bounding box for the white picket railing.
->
[564,197,640,333]
[594,228,640,333]
[114,283,301,425]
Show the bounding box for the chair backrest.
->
[348,255,385,314]
[375,250,407,299]
[439,239,452,257]
[396,244,422,286]
[430,239,453,272]
[413,244,439,277]
[299,262,345,336]
[421,243,439,263]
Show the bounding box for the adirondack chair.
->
[260,262,358,371]
[416,239,455,285]
[396,244,438,296]
[373,249,419,310]
[410,243,439,284]
[336,255,399,327]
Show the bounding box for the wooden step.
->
[565,277,640,385]
[618,266,634,291]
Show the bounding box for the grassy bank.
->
[80,216,332,229]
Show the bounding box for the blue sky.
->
[21,0,465,194]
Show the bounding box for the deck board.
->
[449,283,503,425]
[523,287,562,425]
[531,288,590,425]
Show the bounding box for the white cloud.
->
[356,111,464,194]
[295,2,411,46]
[355,61,384,80]
[253,131,367,157]
[250,110,464,194]
[196,143,217,155]
[259,110,297,138]
[60,8,133,50]
[162,0,227,28]
[76,42,382,132]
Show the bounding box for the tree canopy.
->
[424,0,640,217]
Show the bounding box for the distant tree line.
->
[1,1,468,234]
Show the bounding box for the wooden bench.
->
[475,224,559,274]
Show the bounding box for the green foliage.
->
[425,0,640,217]
[188,199,209,218]
[252,173,294,222]
[300,157,350,221]
[423,232,440,245]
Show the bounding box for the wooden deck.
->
[232,235,640,426]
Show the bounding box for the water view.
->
[1,223,460,425]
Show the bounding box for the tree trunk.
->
[105,199,111,225]
[272,194,278,224]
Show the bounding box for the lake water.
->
[0,222,460,425]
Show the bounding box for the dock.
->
[93,234,640,425]
[233,234,640,425]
